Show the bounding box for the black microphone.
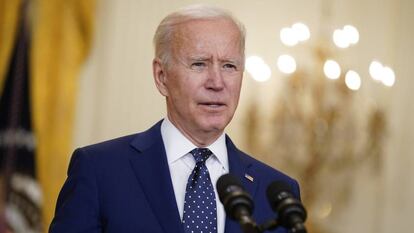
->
[216,174,258,233]
[266,181,307,233]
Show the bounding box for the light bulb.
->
[369,60,383,81]
[246,56,272,82]
[333,29,350,48]
[277,54,297,74]
[280,27,299,46]
[345,70,361,90]
[382,66,395,87]
[292,22,310,42]
[343,25,359,44]
[324,59,341,79]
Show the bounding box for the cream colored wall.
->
[74,0,414,233]
[383,0,414,232]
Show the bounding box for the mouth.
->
[199,102,226,109]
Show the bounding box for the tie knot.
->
[190,148,212,164]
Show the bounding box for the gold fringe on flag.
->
[0,0,95,231]
[0,0,22,95]
[31,0,95,230]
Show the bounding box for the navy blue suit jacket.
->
[49,121,300,233]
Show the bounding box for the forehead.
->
[176,18,239,35]
[171,18,242,56]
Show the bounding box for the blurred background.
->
[0,0,413,233]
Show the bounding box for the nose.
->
[205,65,224,91]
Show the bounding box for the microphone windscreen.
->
[216,173,254,220]
[216,174,242,202]
[266,181,293,211]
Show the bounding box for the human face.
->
[153,18,244,146]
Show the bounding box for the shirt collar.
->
[161,117,228,169]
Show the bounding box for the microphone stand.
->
[238,218,306,233]
[237,215,260,233]
[239,217,307,233]
[237,217,278,233]
[256,219,279,232]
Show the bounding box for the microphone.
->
[266,181,307,233]
[216,174,257,233]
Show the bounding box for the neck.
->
[167,116,223,148]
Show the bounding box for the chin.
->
[199,117,230,133]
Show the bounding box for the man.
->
[49,4,301,233]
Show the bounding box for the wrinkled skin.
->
[153,18,244,147]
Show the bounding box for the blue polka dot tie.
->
[182,148,217,233]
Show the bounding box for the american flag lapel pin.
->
[244,174,254,182]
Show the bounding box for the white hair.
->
[153,4,246,66]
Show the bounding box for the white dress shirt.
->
[161,118,229,233]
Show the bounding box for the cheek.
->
[229,80,242,102]
[171,86,198,112]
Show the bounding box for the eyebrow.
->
[221,59,240,64]
[188,56,211,61]
[188,56,241,65]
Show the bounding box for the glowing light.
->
[280,22,310,46]
[277,54,297,74]
[369,60,383,81]
[369,60,396,87]
[343,25,359,44]
[323,59,341,79]
[333,25,360,48]
[382,66,395,87]
[333,29,349,48]
[246,56,272,82]
[345,70,361,91]
[292,22,310,42]
[280,27,298,46]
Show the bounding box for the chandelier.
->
[242,20,391,233]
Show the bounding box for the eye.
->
[191,62,206,69]
[223,63,237,71]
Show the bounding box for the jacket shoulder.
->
[78,120,163,159]
[239,150,301,198]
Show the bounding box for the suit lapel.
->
[128,121,184,233]
[224,136,259,233]
[127,123,258,233]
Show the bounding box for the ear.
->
[152,58,169,96]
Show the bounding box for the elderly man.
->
[49,5,300,233]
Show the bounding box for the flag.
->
[0,1,42,232]
[0,0,95,231]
